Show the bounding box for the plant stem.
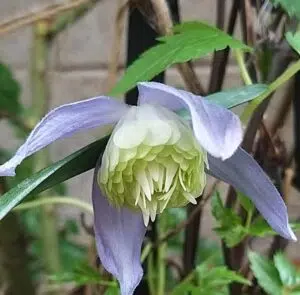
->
[147,252,156,295]
[13,196,93,214]
[31,21,61,284]
[241,59,300,121]
[157,215,166,295]
[235,49,252,85]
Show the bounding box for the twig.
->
[80,213,95,236]
[106,0,128,92]
[0,0,92,36]
[208,0,240,93]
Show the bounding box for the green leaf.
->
[206,84,268,108]
[171,261,250,295]
[110,21,250,95]
[236,191,254,213]
[248,217,275,237]
[274,252,297,286]
[271,0,300,20]
[0,136,109,220]
[0,63,21,115]
[211,192,246,247]
[286,31,300,55]
[249,251,283,295]
[50,261,118,288]
[196,265,251,287]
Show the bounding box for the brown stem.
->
[208,0,240,93]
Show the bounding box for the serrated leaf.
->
[50,261,117,288]
[214,226,246,247]
[274,252,297,286]
[271,0,300,20]
[248,217,275,237]
[0,136,109,220]
[196,265,251,287]
[211,192,246,247]
[0,63,21,115]
[110,21,250,95]
[236,191,254,213]
[249,251,283,295]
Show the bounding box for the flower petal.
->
[0,97,128,176]
[137,82,242,160]
[92,165,146,295]
[207,147,297,241]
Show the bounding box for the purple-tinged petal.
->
[207,147,296,241]
[0,97,128,176]
[92,164,146,295]
[137,82,242,160]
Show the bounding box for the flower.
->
[0,82,296,295]
[99,103,207,225]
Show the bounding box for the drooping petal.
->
[137,82,242,160]
[0,97,129,176]
[207,147,297,241]
[92,163,146,295]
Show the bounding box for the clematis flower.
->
[0,82,296,295]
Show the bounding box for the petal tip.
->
[288,226,297,241]
[119,269,143,295]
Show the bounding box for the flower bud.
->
[98,104,207,225]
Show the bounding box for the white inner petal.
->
[113,122,147,149]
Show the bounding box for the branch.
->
[0,0,93,36]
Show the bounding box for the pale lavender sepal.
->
[0,97,129,176]
[137,82,242,160]
[92,166,146,295]
[207,147,297,241]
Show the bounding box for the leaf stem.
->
[235,49,252,85]
[13,196,93,214]
[141,242,152,263]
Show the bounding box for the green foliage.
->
[274,252,297,286]
[236,191,255,213]
[0,136,109,220]
[171,261,250,295]
[211,190,300,247]
[249,251,283,295]
[249,252,300,295]
[50,261,118,289]
[110,21,250,95]
[164,208,186,252]
[28,214,86,279]
[0,63,21,115]
[247,217,275,236]
[206,84,268,108]
[286,31,300,55]
[211,192,247,247]
[271,0,300,19]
